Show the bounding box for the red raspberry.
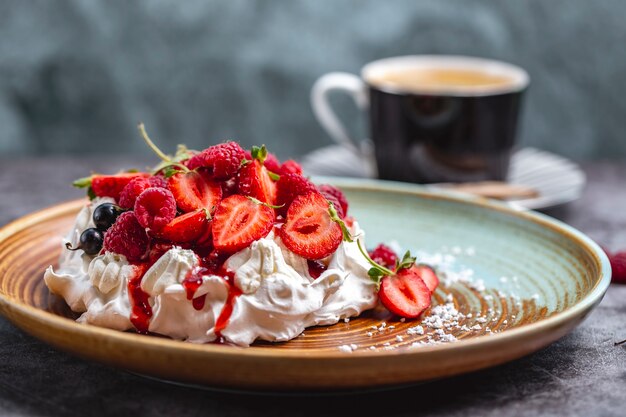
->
[186,142,245,180]
[276,173,317,215]
[118,177,151,209]
[103,212,149,261]
[134,187,177,231]
[318,184,349,216]
[610,251,626,284]
[323,193,345,218]
[148,175,168,188]
[369,244,398,269]
[280,160,303,175]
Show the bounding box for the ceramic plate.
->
[0,179,609,391]
[301,146,586,210]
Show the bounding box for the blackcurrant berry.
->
[66,228,103,255]
[93,203,124,231]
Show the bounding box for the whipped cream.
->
[45,201,378,346]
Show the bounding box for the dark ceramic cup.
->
[311,56,529,183]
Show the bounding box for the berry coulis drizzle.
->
[127,263,152,334]
[307,259,327,279]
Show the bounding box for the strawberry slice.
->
[414,264,439,293]
[168,170,222,213]
[212,195,274,252]
[279,192,342,260]
[237,159,278,205]
[157,209,210,243]
[379,267,431,318]
[90,173,149,200]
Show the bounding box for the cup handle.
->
[311,72,369,153]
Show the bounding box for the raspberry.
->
[276,173,317,215]
[280,160,303,175]
[186,142,245,180]
[148,175,168,188]
[610,251,626,284]
[318,184,349,216]
[369,244,398,269]
[323,193,345,218]
[103,212,149,261]
[134,187,177,231]
[118,177,151,209]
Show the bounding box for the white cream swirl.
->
[45,202,378,347]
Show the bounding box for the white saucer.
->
[301,145,586,210]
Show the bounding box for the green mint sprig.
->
[328,202,353,243]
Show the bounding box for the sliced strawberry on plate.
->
[237,159,278,205]
[89,173,149,200]
[413,264,439,293]
[157,209,210,243]
[168,170,222,213]
[212,195,274,253]
[379,267,431,318]
[279,191,342,260]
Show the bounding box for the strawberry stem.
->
[251,145,268,163]
[138,123,171,163]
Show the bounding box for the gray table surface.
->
[0,157,625,417]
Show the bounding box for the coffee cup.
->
[311,55,529,183]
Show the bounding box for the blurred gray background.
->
[1,0,625,161]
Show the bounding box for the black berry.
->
[93,203,124,231]
[66,228,103,255]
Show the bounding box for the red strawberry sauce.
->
[127,250,242,339]
[127,263,152,334]
[214,270,242,339]
[307,259,327,279]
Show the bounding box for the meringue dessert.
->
[45,125,439,346]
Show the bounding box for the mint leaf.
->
[356,239,395,287]
[395,250,417,271]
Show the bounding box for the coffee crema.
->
[367,68,516,93]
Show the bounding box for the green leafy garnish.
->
[356,239,395,288]
[138,123,193,175]
[355,239,417,288]
[328,203,353,243]
[395,251,417,272]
